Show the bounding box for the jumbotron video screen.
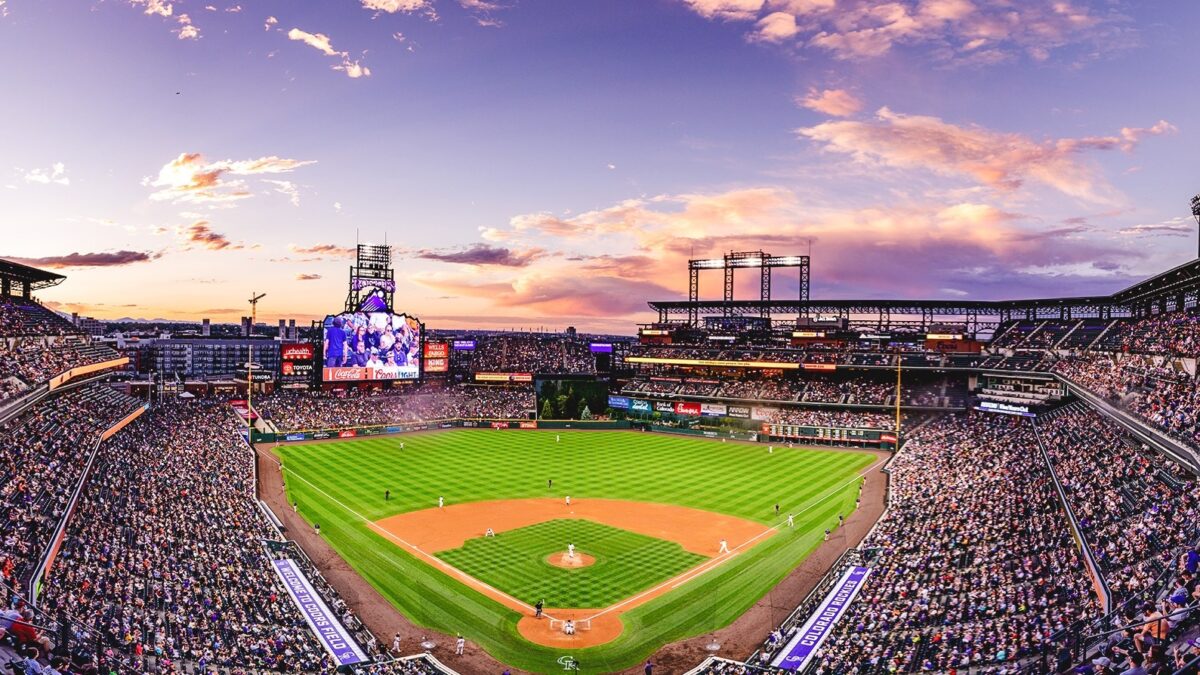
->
[321,311,422,381]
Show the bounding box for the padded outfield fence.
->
[255,417,897,449]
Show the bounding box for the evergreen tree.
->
[580,404,592,420]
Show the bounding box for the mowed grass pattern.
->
[436,519,707,608]
[276,430,875,673]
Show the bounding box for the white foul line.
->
[266,452,539,616]
[584,453,887,621]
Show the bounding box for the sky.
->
[1,0,1198,334]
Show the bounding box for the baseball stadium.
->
[4,2,1200,674]
[3,237,1200,674]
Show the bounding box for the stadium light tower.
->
[1191,194,1200,259]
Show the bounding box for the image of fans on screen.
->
[322,311,421,381]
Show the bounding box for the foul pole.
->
[893,348,902,437]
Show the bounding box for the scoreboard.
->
[761,423,897,447]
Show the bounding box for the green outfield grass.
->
[437,519,708,608]
[274,429,874,674]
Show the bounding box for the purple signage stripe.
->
[772,566,871,671]
[272,559,369,666]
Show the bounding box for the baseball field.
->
[274,429,875,673]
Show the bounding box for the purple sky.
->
[1,0,1197,333]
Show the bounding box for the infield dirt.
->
[374,497,775,647]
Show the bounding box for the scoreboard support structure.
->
[686,251,810,325]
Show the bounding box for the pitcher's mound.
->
[546,551,595,568]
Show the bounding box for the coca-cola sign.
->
[324,367,367,381]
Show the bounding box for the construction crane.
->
[248,292,266,335]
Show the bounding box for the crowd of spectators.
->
[1052,355,1200,448]
[351,657,456,675]
[757,407,897,430]
[719,379,798,402]
[256,386,535,431]
[38,400,351,672]
[0,384,142,594]
[465,335,596,374]
[1102,310,1200,357]
[992,320,1078,350]
[0,299,123,409]
[0,337,123,402]
[0,299,76,337]
[1038,404,1199,609]
[674,380,722,397]
[808,414,1099,673]
[622,376,949,409]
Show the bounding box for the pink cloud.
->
[145,152,316,205]
[128,0,201,40]
[798,88,863,116]
[4,250,161,269]
[680,0,765,21]
[287,28,372,78]
[415,244,545,267]
[288,243,356,258]
[434,186,1141,325]
[177,221,245,251]
[361,0,431,12]
[677,0,1122,64]
[752,11,799,42]
[798,108,1175,203]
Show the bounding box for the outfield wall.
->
[259,418,631,443]
[258,417,897,451]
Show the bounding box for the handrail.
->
[1030,418,1112,614]
[1080,602,1198,644]
[1056,375,1200,475]
[26,394,145,602]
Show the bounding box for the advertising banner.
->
[271,559,368,666]
[977,400,1033,416]
[674,401,702,416]
[607,395,631,409]
[751,406,780,421]
[655,401,674,413]
[772,567,871,671]
[589,342,613,353]
[631,399,652,413]
[490,421,510,429]
[700,403,727,417]
[385,425,405,433]
[518,421,538,429]
[475,372,533,383]
[728,405,751,418]
[452,339,476,350]
[423,341,449,358]
[281,343,315,361]
[627,356,801,370]
[229,400,258,420]
[338,430,357,438]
